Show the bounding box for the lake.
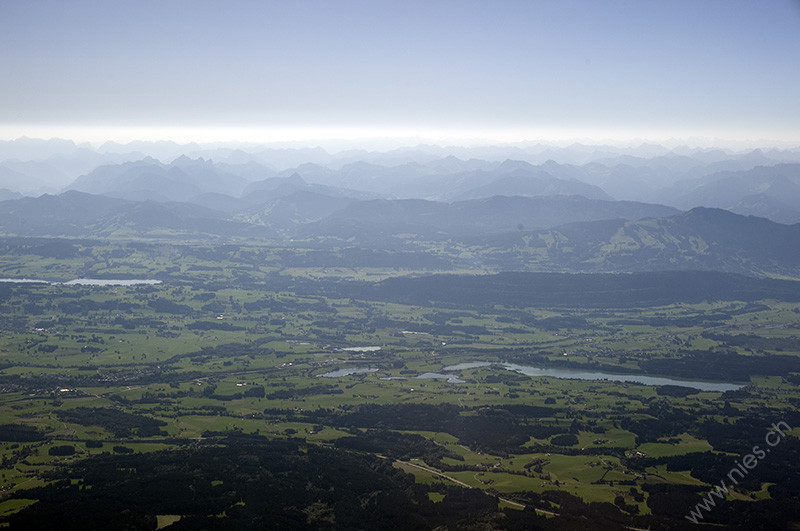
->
[415,372,465,383]
[318,368,379,377]
[61,279,162,286]
[323,369,464,383]
[442,362,742,392]
[0,278,161,286]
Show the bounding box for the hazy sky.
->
[1,0,799,146]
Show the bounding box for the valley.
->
[0,238,797,529]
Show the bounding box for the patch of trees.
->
[58,300,142,313]
[640,351,799,381]
[48,445,75,456]
[656,385,699,397]
[243,385,265,398]
[485,372,531,385]
[269,248,451,270]
[304,403,566,454]
[187,265,223,272]
[0,424,45,442]
[190,291,217,301]
[643,435,800,498]
[334,429,463,465]
[113,446,134,454]
[111,316,164,329]
[186,320,245,331]
[243,296,331,314]
[147,298,193,315]
[551,434,579,446]
[695,410,800,445]
[0,238,80,258]
[329,402,460,432]
[692,417,774,454]
[265,384,342,400]
[164,342,271,365]
[535,316,589,329]
[200,300,226,313]
[510,489,648,530]
[367,316,489,336]
[702,331,800,352]
[647,475,800,527]
[620,403,696,444]
[55,407,167,438]
[80,345,103,354]
[610,304,770,328]
[644,483,710,519]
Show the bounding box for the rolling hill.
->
[299,195,679,240]
[476,207,800,277]
[1,190,798,278]
[0,191,271,239]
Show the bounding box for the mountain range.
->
[3,139,800,224]
[1,139,799,278]
[47,154,800,224]
[662,164,800,223]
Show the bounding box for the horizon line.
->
[1,124,800,151]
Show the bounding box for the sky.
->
[1,0,799,147]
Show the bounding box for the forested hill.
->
[293,271,800,309]
[473,207,800,278]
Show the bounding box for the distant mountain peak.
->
[286,172,306,185]
[171,154,195,164]
[171,155,212,167]
[132,156,162,167]
[497,159,534,172]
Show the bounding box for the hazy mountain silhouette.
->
[298,195,677,240]
[666,164,800,223]
[0,191,269,239]
[235,191,357,235]
[242,172,374,203]
[730,194,800,224]
[0,189,22,202]
[478,207,800,276]
[65,157,262,202]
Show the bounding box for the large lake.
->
[0,278,161,286]
[442,362,742,392]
